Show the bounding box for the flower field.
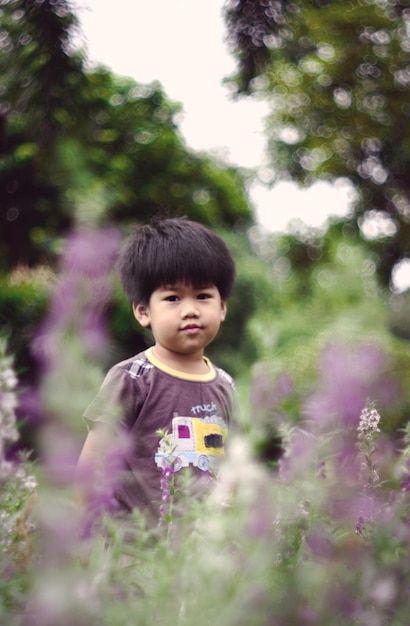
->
[1,228,410,625]
[2,331,410,625]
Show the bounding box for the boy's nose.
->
[181,299,199,318]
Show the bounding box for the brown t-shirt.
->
[83,348,236,525]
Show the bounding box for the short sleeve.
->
[214,366,237,427]
[82,365,140,432]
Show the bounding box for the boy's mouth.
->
[180,324,202,333]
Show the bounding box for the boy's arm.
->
[77,422,114,475]
[76,364,131,490]
[74,423,117,566]
[75,421,120,510]
[75,428,98,509]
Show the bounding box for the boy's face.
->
[133,282,226,360]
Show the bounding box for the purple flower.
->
[334,432,362,482]
[298,607,318,624]
[328,488,381,543]
[355,515,365,535]
[250,366,294,428]
[76,435,128,539]
[279,427,317,482]
[304,342,398,431]
[80,311,110,358]
[400,473,410,492]
[305,527,334,559]
[317,459,327,479]
[62,227,120,278]
[357,405,381,438]
[158,461,180,526]
[33,226,121,370]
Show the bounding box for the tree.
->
[0,0,252,271]
[0,0,86,266]
[224,0,410,286]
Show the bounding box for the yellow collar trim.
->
[145,347,216,382]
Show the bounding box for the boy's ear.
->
[132,303,151,328]
[220,301,227,322]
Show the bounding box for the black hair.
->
[116,217,236,305]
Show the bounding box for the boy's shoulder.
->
[214,365,235,389]
[111,350,154,380]
[110,351,235,389]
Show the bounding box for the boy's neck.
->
[150,345,210,375]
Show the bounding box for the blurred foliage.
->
[246,223,410,443]
[205,228,279,375]
[388,289,410,340]
[224,0,410,286]
[0,0,252,270]
[4,329,410,625]
[0,269,52,378]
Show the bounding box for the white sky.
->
[75,0,353,231]
[75,0,267,167]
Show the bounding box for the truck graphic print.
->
[155,415,228,473]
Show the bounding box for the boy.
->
[77,217,236,528]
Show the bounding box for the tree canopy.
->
[224,0,410,286]
[0,0,252,271]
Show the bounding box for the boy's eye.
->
[197,292,212,300]
[165,295,179,302]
